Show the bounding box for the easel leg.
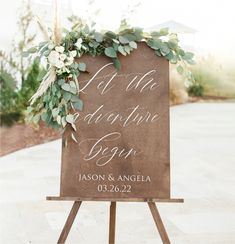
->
[109,202,116,244]
[57,201,82,244]
[148,202,170,244]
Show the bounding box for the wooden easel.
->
[47,197,183,244]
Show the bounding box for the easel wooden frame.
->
[47,196,183,244]
[46,44,181,243]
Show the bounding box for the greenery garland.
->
[25,21,195,140]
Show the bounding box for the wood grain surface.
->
[60,43,170,201]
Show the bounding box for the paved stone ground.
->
[0,103,235,244]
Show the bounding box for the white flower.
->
[56,69,63,75]
[55,60,65,69]
[48,50,60,66]
[66,56,74,66]
[82,45,87,51]
[55,46,65,53]
[60,54,67,61]
[65,67,71,73]
[48,50,66,69]
[75,38,83,49]
[70,50,77,58]
[48,43,54,50]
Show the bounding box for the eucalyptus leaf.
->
[112,39,119,44]
[52,85,57,95]
[63,91,72,101]
[166,51,174,61]
[124,45,131,54]
[27,106,33,113]
[49,101,53,110]
[155,50,162,57]
[178,49,185,56]
[41,112,48,122]
[177,65,184,75]
[27,47,37,53]
[105,31,116,39]
[112,43,119,51]
[168,39,178,49]
[94,32,103,42]
[73,99,83,111]
[43,95,49,103]
[185,52,194,58]
[52,108,59,117]
[57,90,61,98]
[160,43,170,55]
[22,51,29,57]
[104,47,117,58]
[147,39,162,50]
[70,87,77,94]
[112,58,121,70]
[66,114,74,124]
[129,41,137,49]
[159,28,169,35]
[37,69,47,82]
[61,83,71,92]
[170,57,178,64]
[118,46,126,56]
[150,31,161,38]
[183,52,194,61]
[78,62,86,71]
[119,36,129,44]
[186,59,196,65]
[71,95,81,102]
[133,28,143,41]
[69,80,76,89]
[123,33,136,42]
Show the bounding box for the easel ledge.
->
[46,196,183,202]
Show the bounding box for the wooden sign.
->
[60,43,170,201]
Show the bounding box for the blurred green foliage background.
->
[0,0,234,127]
